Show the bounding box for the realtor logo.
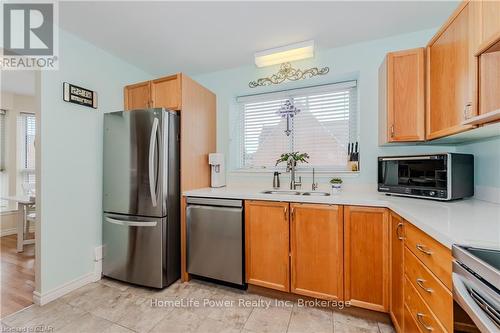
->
[1,1,58,70]
[4,3,53,55]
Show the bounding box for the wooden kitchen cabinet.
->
[126,73,216,283]
[427,2,475,139]
[389,212,405,332]
[151,74,182,110]
[344,206,389,312]
[290,203,343,301]
[124,81,151,110]
[404,247,453,331]
[245,200,290,292]
[480,0,500,47]
[379,48,425,144]
[124,74,182,111]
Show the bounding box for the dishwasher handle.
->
[186,197,243,208]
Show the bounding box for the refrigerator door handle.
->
[149,117,159,207]
[105,216,158,227]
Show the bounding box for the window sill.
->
[230,168,360,176]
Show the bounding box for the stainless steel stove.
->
[453,245,500,332]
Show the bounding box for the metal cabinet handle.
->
[391,124,395,137]
[416,278,434,293]
[396,222,404,240]
[148,117,159,207]
[416,244,433,255]
[416,313,434,331]
[464,102,472,120]
[291,207,295,221]
[284,206,288,220]
[105,217,157,227]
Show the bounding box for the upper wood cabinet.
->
[389,212,405,333]
[290,203,343,301]
[344,206,389,312]
[124,74,182,111]
[479,0,500,47]
[245,200,290,292]
[426,2,476,140]
[124,81,151,110]
[479,45,500,118]
[379,48,425,144]
[151,75,181,110]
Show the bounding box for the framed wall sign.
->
[63,82,98,109]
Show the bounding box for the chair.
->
[23,204,36,242]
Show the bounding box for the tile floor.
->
[1,278,395,333]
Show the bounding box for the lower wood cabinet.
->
[404,275,447,333]
[404,247,453,331]
[344,206,390,312]
[390,212,405,332]
[290,203,343,300]
[404,303,422,333]
[242,199,454,327]
[244,200,290,292]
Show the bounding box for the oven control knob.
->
[429,191,436,196]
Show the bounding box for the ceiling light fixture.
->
[254,40,314,68]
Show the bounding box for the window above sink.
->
[234,81,359,173]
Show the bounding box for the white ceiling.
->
[1,71,36,96]
[60,1,457,76]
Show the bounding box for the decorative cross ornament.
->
[278,99,300,136]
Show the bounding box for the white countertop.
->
[183,186,500,249]
[2,195,36,204]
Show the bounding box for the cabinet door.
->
[427,3,475,139]
[124,81,151,111]
[344,206,389,312]
[390,212,405,332]
[387,48,425,142]
[481,0,500,45]
[151,74,182,111]
[245,200,290,292]
[290,203,343,301]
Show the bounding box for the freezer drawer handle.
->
[149,117,159,207]
[105,217,157,227]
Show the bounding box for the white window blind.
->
[18,113,36,191]
[0,110,5,172]
[237,81,358,171]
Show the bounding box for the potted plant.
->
[329,177,343,194]
[275,152,310,166]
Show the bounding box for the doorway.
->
[0,70,39,318]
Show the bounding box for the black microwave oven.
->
[378,153,474,201]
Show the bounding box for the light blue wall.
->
[39,29,152,293]
[193,29,457,186]
[456,137,500,188]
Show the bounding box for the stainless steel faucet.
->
[312,168,318,191]
[286,156,302,190]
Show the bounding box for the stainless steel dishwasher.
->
[186,197,244,286]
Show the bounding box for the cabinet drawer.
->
[405,276,447,333]
[404,247,453,331]
[404,303,423,333]
[405,223,452,289]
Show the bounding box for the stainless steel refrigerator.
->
[103,108,180,288]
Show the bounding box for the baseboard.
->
[33,263,102,306]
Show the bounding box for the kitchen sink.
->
[261,190,330,196]
[261,190,301,195]
[302,191,330,196]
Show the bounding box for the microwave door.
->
[103,110,165,217]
